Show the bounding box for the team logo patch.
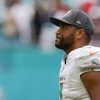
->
[83,59,100,67]
[90,52,96,56]
[90,59,99,65]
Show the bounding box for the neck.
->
[65,42,88,54]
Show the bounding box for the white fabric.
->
[10,4,33,44]
[59,45,100,100]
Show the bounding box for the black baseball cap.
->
[50,9,94,38]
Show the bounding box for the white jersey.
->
[59,45,100,100]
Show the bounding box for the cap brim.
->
[50,17,72,27]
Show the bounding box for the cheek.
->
[64,32,75,43]
[63,32,70,40]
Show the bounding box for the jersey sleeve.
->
[78,52,100,75]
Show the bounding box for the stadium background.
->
[0,0,100,100]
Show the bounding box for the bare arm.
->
[80,71,100,100]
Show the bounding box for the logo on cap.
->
[77,20,81,24]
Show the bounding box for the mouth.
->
[55,35,61,43]
[56,35,61,40]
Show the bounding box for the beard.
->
[55,32,75,51]
[55,35,66,50]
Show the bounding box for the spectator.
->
[4,0,19,39]
[81,0,93,13]
[4,0,33,44]
[88,0,100,34]
[31,3,49,45]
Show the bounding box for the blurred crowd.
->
[0,0,100,50]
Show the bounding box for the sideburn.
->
[62,32,75,51]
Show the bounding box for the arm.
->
[80,71,100,100]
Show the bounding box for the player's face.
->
[55,25,77,50]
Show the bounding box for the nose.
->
[56,28,61,35]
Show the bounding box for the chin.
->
[55,43,63,50]
[55,43,60,48]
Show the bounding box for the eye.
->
[60,25,70,29]
[60,25,65,29]
[60,25,65,31]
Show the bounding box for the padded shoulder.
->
[77,46,100,74]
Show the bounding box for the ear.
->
[75,29,85,39]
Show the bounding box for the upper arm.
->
[80,71,100,100]
[78,52,100,100]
